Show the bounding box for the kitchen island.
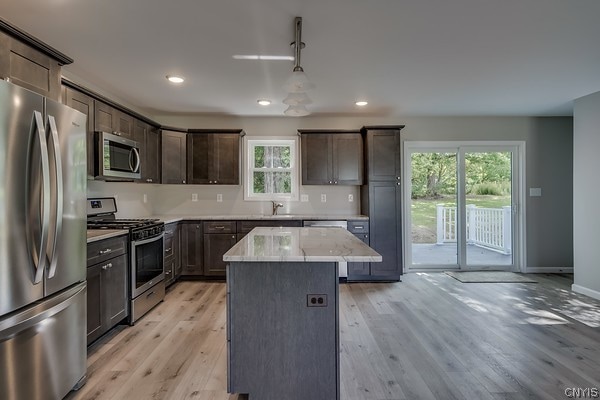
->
[223,227,381,400]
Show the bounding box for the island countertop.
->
[223,227,382,263]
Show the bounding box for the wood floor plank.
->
[67,274,600,400]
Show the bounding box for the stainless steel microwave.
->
[97,131,141,180]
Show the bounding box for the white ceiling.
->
[2,0,599,117]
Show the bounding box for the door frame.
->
[402,141,526,273]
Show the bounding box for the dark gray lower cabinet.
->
[86,236,129,345]
[203,221,236,277]
[358,182,402,281]
[164,222,181,286]
[365,182,402,279]
[204,233,236,277]
[181,222,204,275]
[347,233,370,277]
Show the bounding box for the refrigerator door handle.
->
[46,115,63,279]
[27,111,51,284]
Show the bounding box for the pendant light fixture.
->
[283,17,314,117]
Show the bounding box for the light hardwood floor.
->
[66,273,600,400]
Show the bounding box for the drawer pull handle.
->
[99,248,112,255]
[147,291,155,298]
[354,226,364,229]
[101,263,112,270]
[214,226,226,230]
[165,230,173,234]
[166,247,172,252]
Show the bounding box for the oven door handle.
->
[132,233,164,246]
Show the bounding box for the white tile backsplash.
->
[87,181,360,217]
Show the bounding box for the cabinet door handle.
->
[231,235,235,239]
[215,180,218,184]
[165,230,173,235]
[101,262,112,270]
[329,180,332,184]
[397,182,401,185]
[99,248,112,255]
[182,180,186,184]
[334,181,338,184]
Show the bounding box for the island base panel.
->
[227,261,339,400]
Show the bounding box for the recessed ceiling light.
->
[355,101,368,106]
[166,75,184,83]
[257,99,272,106]
[233,55,295,61]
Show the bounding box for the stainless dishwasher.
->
[302,220,349,278]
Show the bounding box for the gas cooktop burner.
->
[87,218,161,230]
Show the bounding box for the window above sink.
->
[244,137,299,201]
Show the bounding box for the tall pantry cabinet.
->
[357,125,405,281]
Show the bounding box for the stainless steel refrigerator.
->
[0,80,87,400]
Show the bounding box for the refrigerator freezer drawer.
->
[0,282,87,400]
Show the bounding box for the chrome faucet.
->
[272,201,283,215]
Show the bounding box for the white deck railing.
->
[436,204,512,254]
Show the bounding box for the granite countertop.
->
[223,227,381,263]
[86,229,128,243]
[148,214,369,224]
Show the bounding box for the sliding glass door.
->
[405,142,522,271]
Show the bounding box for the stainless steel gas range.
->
[87,198,165,324]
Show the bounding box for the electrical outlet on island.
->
[217,194,223,203]
[320,194,327,203]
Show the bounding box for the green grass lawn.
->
[411,195,511,231]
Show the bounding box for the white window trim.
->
[243,136,300,201]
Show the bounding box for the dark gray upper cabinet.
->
[161,130,187,184]
[300,130,363,185]
[0,30,63,101]
[134,120,161,184]
[363,126,403,182]
[145,126,161,184]
[63,86,95,179]
[187,130,242,185]
[94,100,134,139]
[301,133,331,184]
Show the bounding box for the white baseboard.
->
[524,267,573,273]
[572,284,600,301]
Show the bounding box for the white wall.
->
[89,114,573,272]
[573,91,600,300]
